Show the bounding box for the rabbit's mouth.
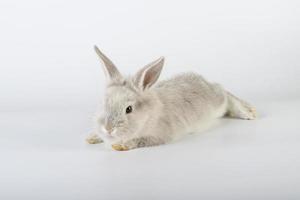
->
[109,129,118,138]
[99,126,116,140]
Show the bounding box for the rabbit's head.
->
[94,46,164,141]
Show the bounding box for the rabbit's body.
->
[86,46,256,151]
[152,73,227,139]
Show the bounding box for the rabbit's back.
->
[153,72,227,134]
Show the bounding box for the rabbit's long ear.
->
[94,45,122,81]
[134,57,164,90]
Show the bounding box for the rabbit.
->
[86,46,256,151]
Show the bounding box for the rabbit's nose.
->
[104,123,113,134]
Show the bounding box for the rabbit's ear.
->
[94,45,122,81]
[134,57,164,90]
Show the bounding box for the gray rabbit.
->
[86,46,256,151]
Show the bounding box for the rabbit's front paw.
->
[86,133,103,144]
[111,144,129,151]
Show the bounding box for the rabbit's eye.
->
[126,106,132,114]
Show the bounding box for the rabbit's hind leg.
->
[226,92,256,120]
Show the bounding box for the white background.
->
[0,0,300,199]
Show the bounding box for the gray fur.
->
[86,46,257,150]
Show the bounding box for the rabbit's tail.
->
[225,92,256,120]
